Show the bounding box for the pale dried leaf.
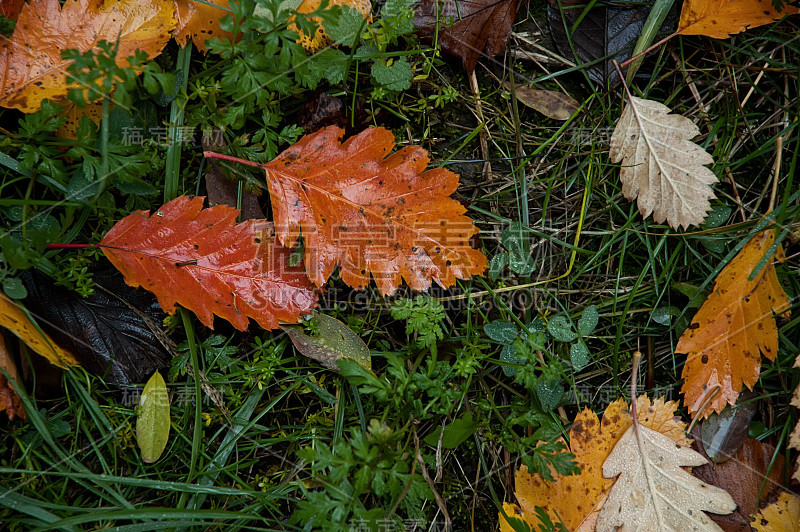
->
[597,425,736,531]
[505,82,579,121]
[610,95,718,229]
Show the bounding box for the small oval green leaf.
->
[570,341,591,370]
[282,311,371,371]
[547,316,577,342]
[136,371,170,464]
[577,305,599,337]
[484,320,518,344]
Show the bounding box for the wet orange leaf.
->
[100,196,318,331]
[678,230,791,419]
[0,0,175,113]
[677,0,799,39]
[208,126,487,296]
[499,395,691,531]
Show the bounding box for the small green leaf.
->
[499,344,519,376]
[488,252,508,281]
[577,305,599,337]
[547,316,577,342]
[484,320,518,344]
[3,277,27,299]
[536,376,564,412]
[371,58,412,91]
[283,311,371,371]
[424,412,478,449]
[570,341,590,371]
[651,306,679,326]
[136,371,171,464]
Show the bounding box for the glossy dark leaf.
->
[282,311,370,371]
[21,266,171,386]
[414,0,522,72]
[547,2,651,86]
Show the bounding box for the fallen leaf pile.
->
[499,395,694,531]
[609,95,718,230]
[678,229,790,418]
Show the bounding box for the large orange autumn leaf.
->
[0,0,175,113]
[206,126,487,296]
[499,396,691,531]
[677,0,799,38]
[678,229,790,419]
[100,196,318,331]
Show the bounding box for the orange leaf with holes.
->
[499,395,691,531]
[0,0,175,113]
[678,229,790,419]
[174,0,233,52]
[205,126,487,296]
[677,0,799,38]
[291,0,372,52]
[99,196,318,331]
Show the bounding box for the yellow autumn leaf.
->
[0,293,78,368]
[0,0,176,113]
[751,492,800,532]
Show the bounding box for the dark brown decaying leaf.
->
[297,91,348,134]
[504,81,579,121]
[282,311,371,370]
[548,2,650,86]
[202,136,264,221]
[21,267,171,386]
[414,0,521,72]
[690,425,785,532]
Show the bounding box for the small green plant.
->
[390,294,446,351]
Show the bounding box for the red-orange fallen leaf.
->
[0,0,175,113]
[0,335,25,421]
[1,0,25,19]
[677,0,799,39]
[678,230,791,419]
[209,126,487,296]
[499,395,691,531]
[173,0,233,52]
[99,196,318,331]
[414,0,521,73]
